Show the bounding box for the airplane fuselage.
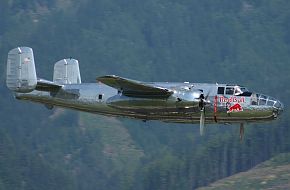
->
[15,82,282,124]
[6,46,284,137]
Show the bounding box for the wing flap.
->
[97,75,172,98]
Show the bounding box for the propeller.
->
[198,91,210,135]
[200,105,205,135]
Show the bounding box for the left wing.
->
[97,75,173,98]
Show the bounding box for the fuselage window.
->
[259,99,266,105]
[226,87,234,95]
[258,95,267,105]
[98,94,103,100]
[217,87,225,95]
[267,97,275,106]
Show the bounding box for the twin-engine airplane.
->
[6,47,284,139]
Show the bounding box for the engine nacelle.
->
[173,89,203,108]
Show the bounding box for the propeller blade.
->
[204,91,211,100]
[198,91,208,136]
[200,108,205,135]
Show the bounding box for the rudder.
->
[53,59,81,84]
[6,47,37,93]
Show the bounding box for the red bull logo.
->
[227,103,243,113]
[219,96,245,103]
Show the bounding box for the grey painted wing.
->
[97,75,173,98]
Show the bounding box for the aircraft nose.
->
[255,93,284,118]
[274,100,284,114]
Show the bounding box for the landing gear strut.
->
[239,123,244,141]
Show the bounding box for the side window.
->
[217,87,225,95]
[226,87,234,95]
[258,99,266,105]
[258,95,267,105]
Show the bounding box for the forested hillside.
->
[198,153,290,189]
[1,0,290,189]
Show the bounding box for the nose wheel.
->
[239,123,244,141]
[273,110,278,119]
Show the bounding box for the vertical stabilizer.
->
[53,59,81,84]
[6,47,37,93]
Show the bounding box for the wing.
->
[97,75,173,98]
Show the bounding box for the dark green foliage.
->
[1,0,290,189]
[198,153,290,189]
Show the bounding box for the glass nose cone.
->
[274,100,284,113]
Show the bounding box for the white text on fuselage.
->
[219,96,245,103]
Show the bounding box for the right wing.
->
[97,75,173,98]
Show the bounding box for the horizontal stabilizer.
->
[36,78,62,92]
[97,75,173,98]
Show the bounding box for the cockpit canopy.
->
[217,85,282,108]
[217,85,251,96]
[251,93,282,108]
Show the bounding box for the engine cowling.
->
[173,89,203,108]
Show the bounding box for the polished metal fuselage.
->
[15,82,283,124]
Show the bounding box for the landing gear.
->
[239,123,244,141]
[273,110,278,119]
[44,104,54,110]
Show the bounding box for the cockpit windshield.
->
[251,94,280,107]
[225,85,251,96]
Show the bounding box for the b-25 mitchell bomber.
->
[6,47,284,139]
